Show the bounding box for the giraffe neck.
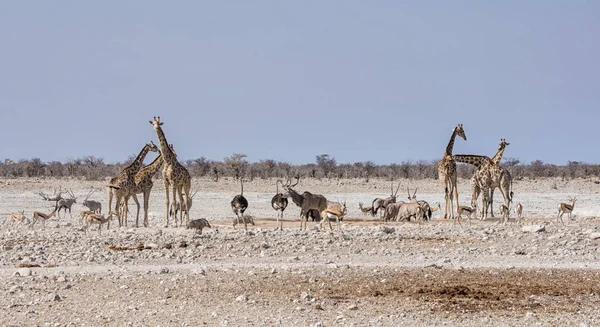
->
[154,126,177,164]
[137,154,164,178]
[127,144,152,172]
[445,128,458,156]
[491,146,506,166]
[453,155,492,169]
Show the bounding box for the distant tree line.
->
[1,154,598,182]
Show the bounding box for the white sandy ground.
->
[0,177,599,326]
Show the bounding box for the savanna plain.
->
[1,176,600,326]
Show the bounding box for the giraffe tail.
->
[509,179,514,203]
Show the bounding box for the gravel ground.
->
[1,177,599,326]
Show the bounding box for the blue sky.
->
[1,2,598,165]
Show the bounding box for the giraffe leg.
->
[143,191,150,227]
[164,181,170,228]
[183,182,191,226]
[172,185,179,227]
[489,188,496,218]
[131,195,140,228]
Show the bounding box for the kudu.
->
[281,175,328,230]
[231,179,249,230]
[271,180,289,230]
[371,182,401,217]
[82,188,102,214]
[37,187,63,202]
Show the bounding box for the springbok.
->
[271,180,289,230]
[31,207,58,229]
[457,205,476,221]
[371,182,401,217]
[358,202,373,217]
[231,179,249,230]
[498,204,510,224]
[514,202,523,223]
[319,201,347,232]
[82,188,102,214]
[281,175,328,230]
[8,210,29,228]
[557,197,577,225]
[84,211,117,235]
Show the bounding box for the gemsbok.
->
[371,182,401,217]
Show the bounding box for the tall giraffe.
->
[122,144,176,227]
[453,152,513,220]
[106,141,158,227]
[437,124,467,219]
[455,138,510,218]
[149,116,191,227]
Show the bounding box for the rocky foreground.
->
[1,216,600,326]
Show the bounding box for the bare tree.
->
[224,153,248,180]
[316,154,336,178]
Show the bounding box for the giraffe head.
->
[455,124,467,141]
[147,141,159,153]
[149,116,164,130]
[498,138,510,150]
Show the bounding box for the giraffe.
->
[457,139,511,219]
[452,153,513,221]
[121,144,177,228]
[106,141,159,227]
[437,124,467,219]
[149,116,191,227]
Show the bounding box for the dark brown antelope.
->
[371,182,401,217]
[281,175,328,230]
[231,179,249,230]
[271,180,289,230]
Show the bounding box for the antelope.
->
[327,200,347,221]
[55,189,77,219]
[82,188,102,214]
[231,179,249,230]
[281,175,328,230]
[396,188,425,223]
[31,207,58,229]
[383,201,405,222]
[514,202,523,223]
[498,204,510,224]
[319,202,346,232]
[271,180,289,230]
[8,210,29,227]
[187,218,212,234]
[557,197,577,225]
[371,182,401,217]
[84,211,117,235]
[358,202,373,217]
[457,205,476,221]
[79,210,95,225]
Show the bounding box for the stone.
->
[522,225,545,233]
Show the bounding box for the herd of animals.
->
[5,121,580,234]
